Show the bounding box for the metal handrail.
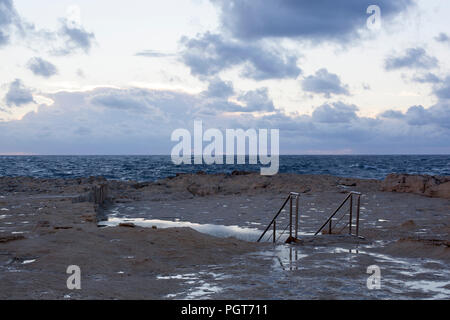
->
[257,192,300,243]
[314,191,361,236]
[257,191,362,243]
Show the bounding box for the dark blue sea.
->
[0,155,449,181]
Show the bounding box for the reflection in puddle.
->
[99,218,262,242]
[273,245,308,271]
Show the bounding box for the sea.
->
[0,155,449,181]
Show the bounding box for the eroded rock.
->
[381,174,450,199]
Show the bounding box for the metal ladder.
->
[257,191,362,243]
[257,192,300,243]
[314,191,362,236]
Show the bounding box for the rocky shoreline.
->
[0,172,449,299]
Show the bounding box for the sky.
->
[0,0,449,155]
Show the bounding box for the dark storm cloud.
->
[4,79,34,107]
[180,32,301,80]
[27,57,58,78]
[210,0,413,42]
[301,69,350,98]
[385,47,438,71]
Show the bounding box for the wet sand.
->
[0,173,449,299]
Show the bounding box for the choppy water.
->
[0,155,449,181]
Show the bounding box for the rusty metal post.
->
[273,220,276,243]
[295,195,299,239]
[356,194,361,236]
[349,194,353,235]
[328,220,332,234]
[289,247,293,271]
[289,195,293,238]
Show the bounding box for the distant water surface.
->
[0,155,449,181]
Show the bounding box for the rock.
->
[36,221,50,228]
[72,183,109,205]
[381,174,450,199]
[231,170,252,176]
[428,181,450,199]
[400,220,416,229]
[338,178,357,187]
[186,183,219,196]
[132,182,150,189]
[0,235,25,243]
[285,236,302,244]
[119,223,136,228]
[115,198,134,203]
[81,213,96,223]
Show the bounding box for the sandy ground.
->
[0,173,449,299]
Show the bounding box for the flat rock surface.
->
[0,173,449,299]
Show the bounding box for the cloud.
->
[237,88,275,112]
[180,32,301,80]
[211,0,413,43]
[4,79,34,107]
[0,1,95,55]
[362,83,371,90]
[56,17,95,54]
[411,72,441,84]
[379,109,404,119]
[1,85,449,154]
[433,77,450,100]
[301,69,350,98]
[135,50,174,58]
[27,57,58,78]
[380,103,450,129]
[0,0,22,47]
[385,47,438,71]
[435,32,449,43]
[312,102,358,123]
[203,77,234,98]
[404,105,430,126]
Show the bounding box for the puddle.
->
[99,218,262,242]
[405,281,450,299]
[158,272,224,299]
